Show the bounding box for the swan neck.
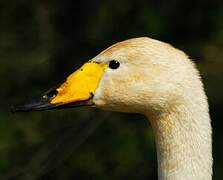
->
[146,102,212,180]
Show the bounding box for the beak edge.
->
[13,95,93,112]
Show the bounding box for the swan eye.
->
[109,60,120,69]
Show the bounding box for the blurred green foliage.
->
[0,0,222,179]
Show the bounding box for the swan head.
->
[15,37,199,115]
[92,37,198,114]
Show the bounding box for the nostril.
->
[44,89,58,99]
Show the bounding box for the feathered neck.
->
[146,91,212,180]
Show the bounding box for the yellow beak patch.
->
[51,62,108,104]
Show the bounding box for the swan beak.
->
[14,62,108,112]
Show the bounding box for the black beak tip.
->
[12,86,61,112]
[13,86,94,112]
[12,96,56,112]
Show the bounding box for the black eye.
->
[109,60,120,69]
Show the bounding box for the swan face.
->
[15,37,195,114]
[92,37,192,114]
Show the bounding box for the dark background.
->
[0,0,222,179]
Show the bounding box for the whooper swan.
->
[15,37,212,180]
